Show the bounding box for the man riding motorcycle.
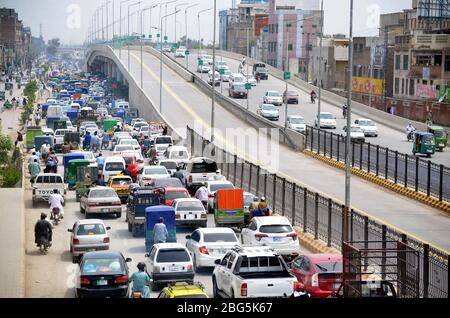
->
[48,189,64,220]
[34,212,53,250]
[405,123,416,141]
[310,90,317,104]
[342,104,348,118]
[129,262,152,298]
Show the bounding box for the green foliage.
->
[1,163,21,187]
[0,134,13,164]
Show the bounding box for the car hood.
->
[360,125,377,131]
[262,110,279,115]
[290,124,306,129]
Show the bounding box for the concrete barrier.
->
[203,49,429,134]
[86,45,183,143]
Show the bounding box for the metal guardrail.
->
[305,126,450,203]
[186,125,449,298]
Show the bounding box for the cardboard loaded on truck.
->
[214,188,244,228]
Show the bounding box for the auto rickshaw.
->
[127,187,164,237]
[67,159,90,189]
[34,136,53,154]
[145,205,176,252]
[26,126,42,150]
[428,125,448,152]
[412,132,436,157]
[213,188,244,228]
[103,118,119,135]
[5,82,13,91]
[107,174,133,203]
[63,152,85,180]
[75,165,99,202]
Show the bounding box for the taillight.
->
[143,177,152,181]
[293,281,304,292]
[111,202,121,206]
[175,214,180,219]
[311,273,319,287]
[73,239,80,245]
[188,176,192,183]
[255,233,268,241]
[114,275,128,284]
[187,265,193,271]
[287,233,298,240]
[87,202,98,207]
[240,282,248,297]
[80,277,90,285]
[103,237,110,243]
[208,194,214,198]
[199,246,209,255]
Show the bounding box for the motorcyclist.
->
[342,104,348,118]
[406,123,416,141]
[34,212,53,248]
[147,146,158,164]
[83,132,92,150]
[251,196,271,217]
[101,133,110,150]
[310,90,317,104]
[90,132,100,153]
[129,262,152,298]
[211,169,226,181]
[48,189,64,219]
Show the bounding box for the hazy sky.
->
[0,0,413,45]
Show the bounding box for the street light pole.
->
[148,4,158,43]
[344,0,354,247]
[120,0,132,58]
[198,8,213,51]
[174,3,188,46]
[284,23,290,128]
[185,4,199,68]
[164,0,178,39]
[317,0,324,130]
[211,0,217,143]
[160,10,181,114]
[128,1,142,71]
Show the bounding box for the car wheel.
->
[128,222,132,232]
[116,212,122,219]
[80,204,85,214]
[193,256,199,272]
[212,277,221,298]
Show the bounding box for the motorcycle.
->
[407,130,415,142]
[343,107,348,119]
[52,207,61,225]
[310,95,316,104]
[38,237,50,254]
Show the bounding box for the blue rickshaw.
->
[63,152,85,181]
[145,206,176,253]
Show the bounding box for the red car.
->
[283,90,299,104]
[119,153,140,178]
[290,253,342,298]
[163,187,190,206]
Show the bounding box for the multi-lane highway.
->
[110,48,450,251]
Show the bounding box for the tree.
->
[0,134,13,164]
[46,38,61,56]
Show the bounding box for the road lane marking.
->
[129,51,449,254]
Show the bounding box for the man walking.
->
[153,217,169,243]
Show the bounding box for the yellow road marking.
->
[129,51,449,255]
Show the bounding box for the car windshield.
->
[156,137,172,144]
[153,178,183,187]
[191,161,217,173]
[120,139,138,145]
[433,131,446,138]
[89,189,118,198]
[81,257,123,274]
[176,200,204,211]
[238,256,286,273]
[115,145,133,151]
[111,178,132,186]
[286,91,298,96]
[169,151,189,159]
[104,162,124,171]
[76,223,106,235]
[210,183,234,192]
[233,76,245,83]
[145,167,167,175]
[203,233,237,243]
[351,127,363,133]
[320,113,334,119]
[156,249,190,263]
[358,120,374,126]
[123,156,136,165]
[262,105,276,111]
[289,117,305,124]
[166,191,189,201]
[315,261,343,273]
[268,91,281,97]
[259,224,293,233]
[256,67,267,72]
[160,162,178,170]
[140,126,149,132]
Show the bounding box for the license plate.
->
[273,237,282,242]
[101,208,109,212]
[97,280,108,286]
[186,214,195,220]
[169,266,180,272]
[39,190,52,195]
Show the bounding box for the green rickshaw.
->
[75,165,99,202]
[103,118,119,134]
[428,125,448,152]
[26,126,43,150]
[67,159,90,189]
[412,132,436,158]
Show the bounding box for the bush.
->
[1,164,22,187]
[0,134,13,164]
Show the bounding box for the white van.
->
[229,73,246,84]
[116,101,129,111]
[103,157,126,182]
[47,105,64,117]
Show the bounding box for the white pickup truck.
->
[54,129,72,146]
[212,246,301,298]
[32,173,66,207]
[185,157,218,191]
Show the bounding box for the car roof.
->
[104,156,125,162]
[320,112,333,115]
[165,187,188,192]
[173,198,201,203]
[306,253,342,262]
[82,250,123,259]
[254,216,292,226]
[168,146,187,151]
[206,180,233,185]
[154,242,186,249]
[188,157,215,163]
[36,173,63,177]
[356,118,373,121]
[196,227,236,234]
[288,115,304,119]
[75,219,106,225]
[235,246,279,257]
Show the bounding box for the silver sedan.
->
[80,187,122,218]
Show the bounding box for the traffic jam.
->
[28,57,390,300]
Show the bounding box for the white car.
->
[207,71,221,86]
[242,72,257,86]
[158,159,179,176]
[113,144,135,155]
[131,122,149,137]
[78,151,97,166]
[241,216,300,259]
[164,146,190,165]
[175,49,186,58]
[130,118,145,127]
[257,104,279,121]
[68,219,111,263]
[205,180,235,211]
[172,198,207,228]
[138,166,170,186]
[220,69,231,82]
[65,121,76,132]
[215,60,228,71]
[145,243,194,289]
[79,186,122,218]
[118,138,141,152]
[354,118,378,137]
[32,173,66,207]
[84,124,99,136]
[154,135,173,156]
[185,227,240,271]
[263,90,283,106]
[315,112,337,129]
[197,62,211,73]
[54,129,72,145]
[341,125,366,143]
[103,156,126,182]
[286,115,306,133]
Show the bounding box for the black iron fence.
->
[305,126,450,203]
[187,126,449,298]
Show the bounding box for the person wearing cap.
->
[34,212,53,248]
[212,169,226,181]
[129,262,152,298]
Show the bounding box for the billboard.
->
[352,77,383,96]
[416,84,436,98]
[417,0,450,21]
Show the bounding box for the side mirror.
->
[106,226,111,230]
[67,229,73,232]
[214,259,221,265]
[125,257,132,263]
[144,253,149,258]
[185,235,191,240]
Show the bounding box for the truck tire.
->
[212,277,221,298]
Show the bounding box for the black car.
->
[76,251,132,298]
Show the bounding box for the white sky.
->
[0,0,413,45]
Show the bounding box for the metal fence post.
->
[314,193,319,240]
[415,157,419,192]
[327,198,332,247]
[310,126,314,151]
[249,163,253,193]
[317,129,321,154]
[337,135,340,162]
[255,165,260,197]
[376,145,379,176]
[350,209,354,241]
[398,234,408,297]
[341,205,345,244]
[394,151,398,183]
[233,155,237,185]
[385,149,389,180]
[427,160,431,196]
[404,154,408,188]
[190,127,194,155]
[323,131,327,156]
[364,216,369,271]
[423,244,429,298]
[352,142,355,167]
[359,143,363,170]
[330,132,333,159]
[272,174,277,213]
[367,143,371,173]
[381,225,387,280]
[303,189,308,232]
[439,165,443,201]
[292,183,296,226]
[264,173,268,199]
[227,159,231,180]
[281,178,286,216]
